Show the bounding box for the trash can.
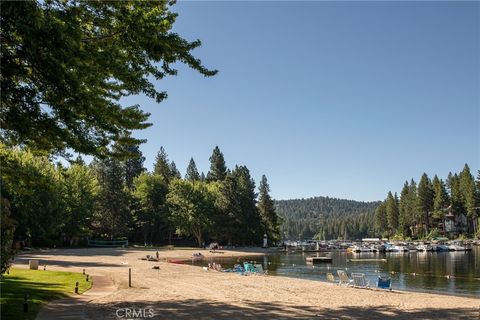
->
[29,259,39,270]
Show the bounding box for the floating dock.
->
[306,257,333,264]
[348,258,387,262]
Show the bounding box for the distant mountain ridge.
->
[275,196,381,240]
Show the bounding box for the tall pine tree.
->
[374,201,387,236]
[432,175,449,225]
[398,181,410,236]
[153,147,171,182]
[206,146,227,182]
[257,175,281,245]
[459,164,476,232]
[91,157,132,239]
[385,191,399,235]
[417,173,434,235]
[169,161,181,180]
[113,142,145,190]
[185,158,200,181]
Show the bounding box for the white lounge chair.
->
[253,264,268,275]
[337,270,353,286]
[351,273,370,288]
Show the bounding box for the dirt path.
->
[36,274,115,320]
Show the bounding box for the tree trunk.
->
[193,229,202,248]
[424,211,429,235]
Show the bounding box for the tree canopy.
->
[0,0,216,157]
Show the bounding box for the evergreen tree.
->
[447,173,464,218]
[200,172,206,181]
[154,147,170,179]
[257,175,281,245]
[216,166,261,245]
[476,171,480,206]
[432,175,449,224]
[459,164,476,233]
[407,179,418,232]
[385,192,399,235]
[206,146,227,182]
[417,173,434,235]
[169,161,181,180]
[113,142,145,190]
[91,157,131,239]
[475,171,480,236]
[459,164,476,216]
[398,181,410,236]
[124,146,146,191]
[185,158,200,181]
[235,166,262,245]
[374,201,387,236]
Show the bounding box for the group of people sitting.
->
[208,262,223,271]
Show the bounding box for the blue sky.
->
[122,1,479,201]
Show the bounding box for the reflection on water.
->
[192,247,480,297]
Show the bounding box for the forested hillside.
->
[275,197,380,240]
[374,165,480,239]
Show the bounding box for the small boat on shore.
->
[448,241,473,251]
[432,244,450,252]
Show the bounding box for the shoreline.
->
[11,247,480,319]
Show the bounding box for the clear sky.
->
[122,1,479,202]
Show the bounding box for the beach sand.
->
[13,247,480,319]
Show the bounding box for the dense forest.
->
[275,197,380,240]
[375,165,480,239]
[1,144,282,257]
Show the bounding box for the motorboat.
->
[433,244,450,252]
[448,241,472,251]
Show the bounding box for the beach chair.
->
[253,264,266,274]
[326,272,336,284]
[337,270,353,287]
[377,276,392,291]
[243,262,256,273]
[351,273,370,288]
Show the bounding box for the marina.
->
[193,244,480,297]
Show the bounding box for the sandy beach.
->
[13,248,480,319]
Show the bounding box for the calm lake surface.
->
[193,247,480,297]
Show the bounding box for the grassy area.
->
[0,268,92,320]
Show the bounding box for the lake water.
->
[192,247,480,297]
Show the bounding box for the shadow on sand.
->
[85,298,479,320]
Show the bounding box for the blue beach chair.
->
[243,262,256,273]
[377,276,392,291]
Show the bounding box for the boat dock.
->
[348,258,387,262]
[306,257,333,264]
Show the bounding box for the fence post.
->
[23,293,29,312]
[129,268,131,287]
[75,281,79,294]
